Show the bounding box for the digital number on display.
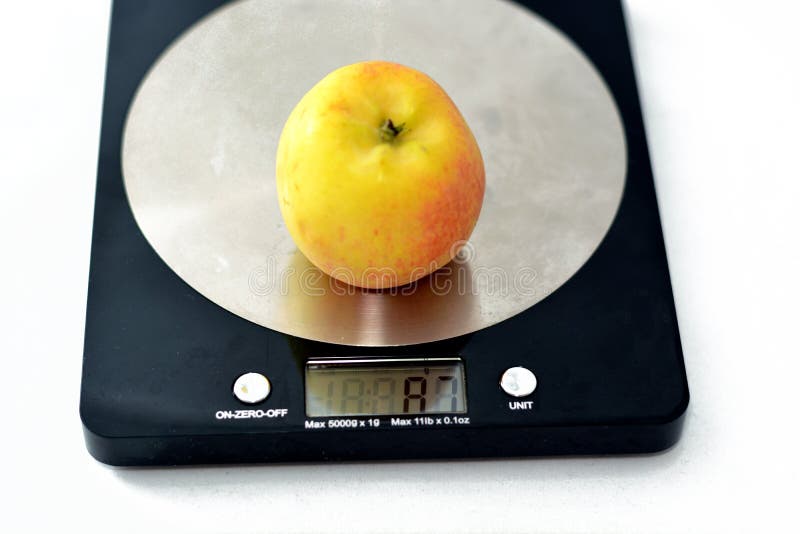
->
[305,359,467,417]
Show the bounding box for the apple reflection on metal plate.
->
[121,0,627,346]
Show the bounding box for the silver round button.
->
[500,367,537,397]
[232,372,271,404]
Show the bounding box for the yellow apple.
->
[276,61,485,289]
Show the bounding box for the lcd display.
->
[305,359,467,417]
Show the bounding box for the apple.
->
[276,61,485,289]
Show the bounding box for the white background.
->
[1,0,798,532]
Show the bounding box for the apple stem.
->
[379,119,404,142]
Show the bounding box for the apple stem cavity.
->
[379,119,405,142]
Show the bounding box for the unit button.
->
[232,372,271,404]
[500,367,537,397]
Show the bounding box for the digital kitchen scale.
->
[80,0,689,465]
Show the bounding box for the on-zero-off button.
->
[232,372,271,404]
[500,367,537,397]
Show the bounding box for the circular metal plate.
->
[122,0,627,346]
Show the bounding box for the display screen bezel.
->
[304,357,467,417]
